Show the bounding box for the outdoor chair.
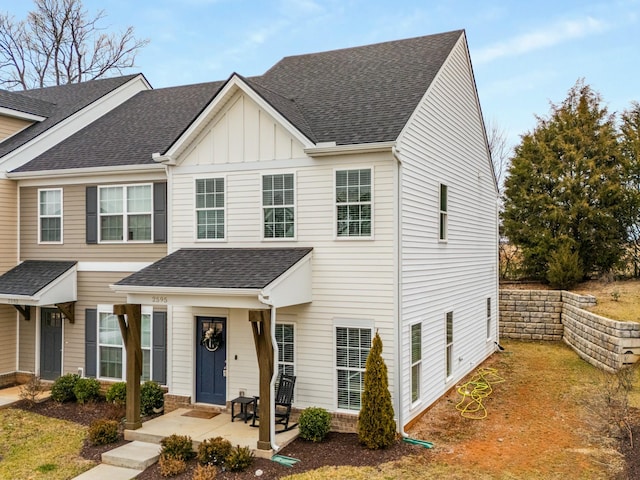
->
[251,374,297,432]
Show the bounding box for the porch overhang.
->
[110,248,312,308]
[0,260,77,307]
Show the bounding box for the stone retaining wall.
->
[500,290,640,372]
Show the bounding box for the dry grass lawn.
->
[573,279,640,322]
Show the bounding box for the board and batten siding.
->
[397,34,498,424]
[0,179,17,274]
[0,115,31,141]
[168,95,397,412]
[0,306,17,374]
[20,183,166,262]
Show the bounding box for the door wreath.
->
[201,326,223,352]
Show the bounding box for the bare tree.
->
[486,119,511,194]
[0,0,149,90]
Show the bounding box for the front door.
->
[196,317,226,405]
[40,308,62,380]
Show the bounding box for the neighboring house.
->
[0,29,498,448]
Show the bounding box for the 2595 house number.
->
[152,296,168,304]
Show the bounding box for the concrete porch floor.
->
[125,407,299,457]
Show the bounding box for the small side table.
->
[231,396,255,423]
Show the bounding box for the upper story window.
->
[262,173,295,239]
[336,168,372,238]
[38,188,62,243]
[195,178,225,240]
[99,184,152,242]
[439,184,448,241]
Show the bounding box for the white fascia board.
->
[0,75,151,172]
[304,141,396,157]
[261,252,312,308]
[8,163,166,186]
[0,107,46,122]
[160,74,315,163]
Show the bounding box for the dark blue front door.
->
[196,317,226,405]
[41,308,62,381]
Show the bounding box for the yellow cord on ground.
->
[455,367,505,420]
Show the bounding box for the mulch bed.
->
[14,398,420,479]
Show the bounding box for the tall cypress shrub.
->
[358,331,396,449]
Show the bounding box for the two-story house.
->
[0,29,498,449]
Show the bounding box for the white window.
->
[336,326,372,410]
[195,178,225,240]
[276,323,295,378]
[262,173,295,239]
[99,184,152,242]
[446,311,453,378]
[336,169,372,237]
[411,322,422,403]
[38,188,62,243]
[439,183,448,241]
[486,297,492,339]
[98,306,152,381]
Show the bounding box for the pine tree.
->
[358,331,396,449]
[502,80,629,280]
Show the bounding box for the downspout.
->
[391,145,408,438]
[258,293,280,451]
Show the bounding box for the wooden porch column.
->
[249,309,274,451]
[114,303,142,430]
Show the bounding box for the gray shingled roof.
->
[0,260,76,296]
[115,248,313,289]
[11,30,463,172]
[14,81,223,172]
[0,74,140,159]
[0,90,55,117]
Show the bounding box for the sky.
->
[1,0,638,151]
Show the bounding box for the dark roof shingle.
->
[0,90,55,117]
[0,260,76,296]
[116,248,312,289]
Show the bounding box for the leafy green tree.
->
[502,80,629,280]
[358,331,396,449]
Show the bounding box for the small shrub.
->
[88,419,119,445]
[141,380,164,416]
[105,382,127,406]
[546,242,583,290]
[73,377,101,404]
[298,407,331,442]
[50,373,79,403]
[160,434,195,461]
[225,445,254,472]
[19,375,44,407]
[159,453,187,477]
[191,464,218,480]
[611,290,621,302]
[197,436,232,466]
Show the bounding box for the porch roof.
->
[111,248,313,309]
[0,260,77,306]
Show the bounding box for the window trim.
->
[38,188,63,244]
[98,183,154,244]
[410,321,422,405]
[194,176,226,242]
[334,320,373,412]
[439,183,448,242]
[97,305,153,382]
[261,172,297,241]
[445,311,453,379]
[334,167,374,240]
[275,322,296,378]
[486,297,492,340]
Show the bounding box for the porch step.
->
[71,463,143,480]
[101,440,161,470]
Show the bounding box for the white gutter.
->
[6,163,165,179]
[0,106,46,122]
[258,293,280,451]
[304,141,395,157]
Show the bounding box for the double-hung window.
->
[276,323,295,378]
[99,184,152,242]
[439,184,448,241]
[195,178,225,240]
[445,311,453,378]
[262,173,295,239]
[98,306,152,381]
[336,326,372,410]
[411,322,422,403]
[336,169,372,237]
[486,298,492,340]
[38,188,62,243]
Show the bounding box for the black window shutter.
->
[86,186,98,244]
[153,182,167,244]
[85,309,97,377]
[152,311,167,384]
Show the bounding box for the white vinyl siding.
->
[99,184,152,242]
[336,168,372,238]
[411,322,422,403]
[195,178,225,240]
[262,173,295,239]
[38,188,62,243]
[336,326,372,411]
